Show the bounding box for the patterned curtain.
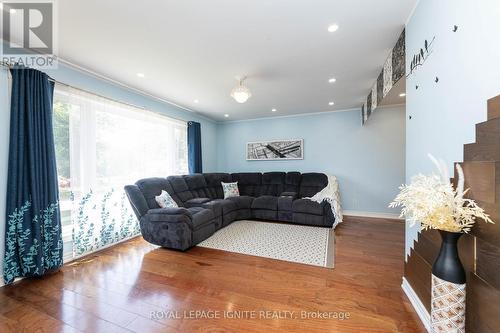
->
[3,68,63,284]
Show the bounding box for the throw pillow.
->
[155,190,178,208]
[221,181,240,199]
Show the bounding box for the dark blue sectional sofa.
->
[125,172,334,250]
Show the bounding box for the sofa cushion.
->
[298,173,328,198]
[167,176,194,203]
[227,195,254,209]
[201,200,223,217]
[261,172,285,196]
[252,195,278,211]
[278,196,294,212]
[292,198,325,215]
[187,207,215,230]
[185,197,211,207]
[136,177,182,209]
[184,174,210,198]
[284,172,302,193]
[203,173,232,199]
[280,191,297,199]
[206,199,238,214]
[231,173,262,196]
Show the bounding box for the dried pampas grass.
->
[389,154,494,233]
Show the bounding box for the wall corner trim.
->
[401,277,431,332]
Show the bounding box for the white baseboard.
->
[343,210,402,220]
[402,277,431,332]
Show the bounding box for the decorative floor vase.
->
[431,230,466,333]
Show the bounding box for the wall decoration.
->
[246,139,303,160]
[407,36,435,77]
[367,91,372,117]
[392,30,406,81]
[371,84,378,111]
[382,53,393,97]
[376,71,384,105]
[362,29,405,125]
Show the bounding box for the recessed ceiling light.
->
[271,108,277,112]
[136,73,145,78]
[328,78,336,83]
[194,99,199,103]
[399,93,406,97]
[224,114,229,118]
[328,24,339,33]
[329,102,335,106]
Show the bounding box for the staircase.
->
[404,95,500,332]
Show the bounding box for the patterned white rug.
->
[197,220,334,268]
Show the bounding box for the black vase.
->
[431,230,466,284]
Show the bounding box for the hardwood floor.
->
[0,216,426,333]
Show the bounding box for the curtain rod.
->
[0,60,191,124]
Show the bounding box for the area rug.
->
[197,220,334,268]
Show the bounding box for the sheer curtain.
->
[53,84,188,261]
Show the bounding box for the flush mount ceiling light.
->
[224,114,229,118]
[230,76,251,103]
[328,24,339,33]
[194,99,199,103]
[328,77,336,83]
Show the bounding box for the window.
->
[53,84,188,261]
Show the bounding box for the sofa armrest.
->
[145,208,194,230]
[124,185,149,219]
[280,191,297,199]
[322,201,335,227]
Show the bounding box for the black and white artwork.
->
[246,139,304,160]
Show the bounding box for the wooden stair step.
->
[476,117,500,145]
[464,143,500,161]
[455,161,497,204]
[476,239,500,291]
[488,95,500,120]
[467,274,500,333]
[470,199,500,245]
[413,231,439,266]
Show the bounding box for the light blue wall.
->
[216,106,406,214]
[405,0,500,256]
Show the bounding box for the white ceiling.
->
[55,0,416,121]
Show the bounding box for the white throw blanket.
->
[305,175,343,227]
